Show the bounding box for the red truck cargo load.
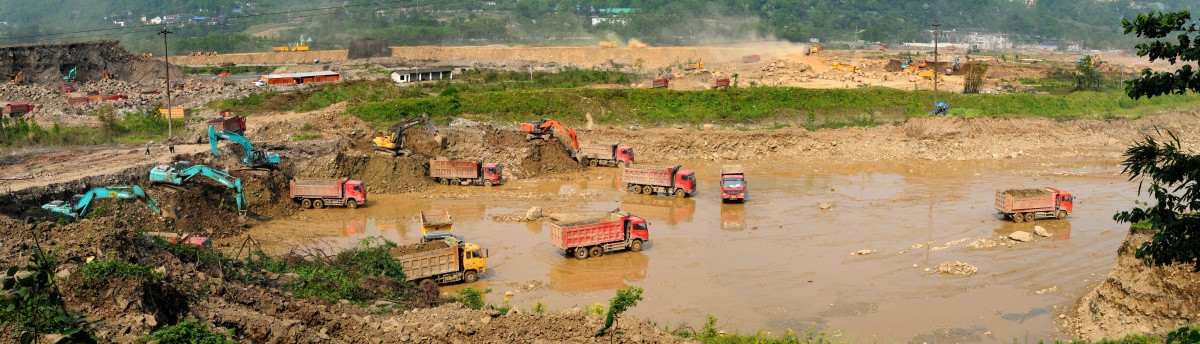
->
[4,102,34,115]
[994,187,1073,222]
[621,164,696,197]
[550,210,649,259]
[289,178,367,209]
[429,158,503,186]
[578,143,634,168]
[742,55,761,63]
[720,165,746,202]
[713,78,731,89]
[207,115,246,135]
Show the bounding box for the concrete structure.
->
[390,67,454,83]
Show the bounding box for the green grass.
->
[669,316,833,344]
[76,259,163,290]
[292,133,323,141]
[136,318,236,344]
[245,237,410,304]
[0,108,187,147]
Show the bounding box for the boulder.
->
[1009,231,1034,242]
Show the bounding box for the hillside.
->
[0,0,1193,53]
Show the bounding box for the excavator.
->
[372,114,442,156]
[208,125,281,169]
[12,71,21,85]
[63,66,77,81]
[149,161,246,211]
[521,118,581,159]
[42,185,161,218]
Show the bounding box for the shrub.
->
[76,259,163,290]
[136,318,235,344]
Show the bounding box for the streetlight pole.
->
[158,27,174,138]
[933,21,940,107]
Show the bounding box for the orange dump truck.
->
[550,210,649,260]
[994,187,1074,222]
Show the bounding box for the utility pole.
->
[159,27,174,138]
[933,21,940,107]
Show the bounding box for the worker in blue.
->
[934,102,949,116]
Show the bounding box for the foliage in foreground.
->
[1122,10,1200,100]
[136,318,236,344]
[76,258,164,290]
[597,286,643,336]
[1114,133,1200,271]
[1,249,97,344]
[245,237,409,303]
[669,315,831,344]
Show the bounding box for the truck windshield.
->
[470,250,483,259]
[634,223,647,231]
[723,179,744,188]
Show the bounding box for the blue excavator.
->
[149,161,246,211]
[42,185,161,218]
[208,125,281,168]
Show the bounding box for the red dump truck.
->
[712,78,731,89]
[994,187,1074,222]
[4,102,34,116]
[621,164,696,197]
[578,143,634,167]
[720,165,746,202]
[207,114,246,135]
[429,158,504,186]
[652,77,669,88]
[550,210,649,260]
[289,178,368,209]
[396,238,488,287]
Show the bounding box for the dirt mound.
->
[393,240,451,255]
[297,150,435,194]
[1067,228,1200,341]
[0,40,181,86]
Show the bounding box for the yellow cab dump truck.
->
[395,238,487,288]
[419,209,458,242]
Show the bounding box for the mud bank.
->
[1068,228,1200,341]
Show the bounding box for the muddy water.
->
[227,157,1141,342]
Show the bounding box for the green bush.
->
[244,238,408,303]
[76,259,163,290]
[136,318,235,344]
[452,287,490,310]
[2,249,97,344]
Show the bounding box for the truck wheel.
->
[300,199,312,209]
[627,184,637,193]
[674,189,687,198]
[347,199,358,209]
[484,180,494,187]
[573,247,589,260]
[464,270,478,283]
[313,199,325,209]
[451,178,461,186]
[1024,213,1035,222]
[642,185,654,195]
[1056,210,1067,220]
[630,239,643,252]
[440,178,450,185]
[1012,213,1024,223]
[589,246,603,258]
[589,159,598,167]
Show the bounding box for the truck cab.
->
[1047,187,1074,213]
[483,163,504,186]
[675,170,697,194]
[460,242,488,276]
[616,145,635,165]
[720,165,746,202]
[625,215,650,242]
[345,180,368,205]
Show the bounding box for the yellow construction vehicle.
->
[599,41,618,48]
[12,71,21,85]
[291,45,309,51]
[372,114,441,156]
[628,41,647,48]
[419,209,458,242]
[685,61,705,71]
[831,63,859,73]
[272,46,289,52]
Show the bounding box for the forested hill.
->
[0,0,1190,52]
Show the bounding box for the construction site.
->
[1,39,1199,344]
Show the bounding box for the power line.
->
[0,0,484,43]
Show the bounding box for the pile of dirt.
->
[1000,188,1052,197]
[0,41,178,86]
[1067,228,1200,341]
[393,240,451,255]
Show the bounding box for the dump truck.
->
[652,77,669,88]
[995,187,1074,222]
[599,41,618,48]
[396,238,487,287]
[578,143,634,167]
[420,209,459,242]
[206,114,246,135]
[4,102,34,115]
[550,210,649,260]
[622,164,696,198]
[712,78,731,89]
[429,158,503,186]
[289,178,367,209]
[720,165,746,202]
[742,55,761,63]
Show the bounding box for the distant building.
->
[390,67,454,83]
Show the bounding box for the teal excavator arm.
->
[42,185,160,218]
[208,125,281,168]
[149,162,245,211]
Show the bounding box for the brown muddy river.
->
[228,157,1142,342]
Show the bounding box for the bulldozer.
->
[372,114,443,156]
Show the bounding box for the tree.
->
[595,286,643,337]
[1072,56,1103,91]
[1114,132,1200,271]
[1122,10,1200,99]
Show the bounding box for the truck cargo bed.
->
[395,241,458,281]
[551,213,626,250]
[995,188,1055,213]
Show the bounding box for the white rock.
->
[1034,226,1051,237]
[1009,231,1033,242]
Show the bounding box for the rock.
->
[702,123,715,131]
[936,261,978,276]
[1034,226,1051,237]
[506,307,522,315]
[819,203,833,210]
[524,206,543,221]
[480,316,491,324]
[853,249,875,255]
[1009,231,1034,242]
[55,268,71,279]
